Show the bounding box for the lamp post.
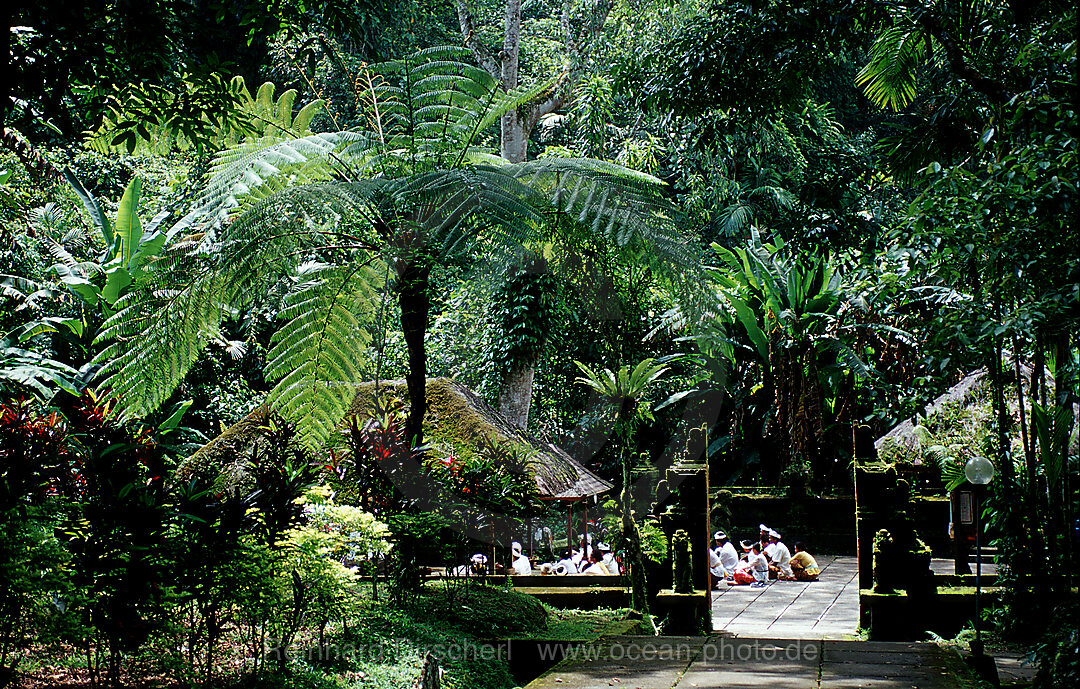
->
[963,455,996,682]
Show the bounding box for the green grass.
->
[511,607,625,640]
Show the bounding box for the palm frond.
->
[856,24,928,111]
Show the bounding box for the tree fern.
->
[94,47,697,448]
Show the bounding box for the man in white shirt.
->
[709,531,739,580]
[510,541,532,576]
[598,543,618,574]
[764,529,780,561]
[582,550,610,575]
[768,531,793,579]
[716,531,739,573]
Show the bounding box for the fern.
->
[265,263,383,448]
[94,47,698,448]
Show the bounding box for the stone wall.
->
[709,491,951,558]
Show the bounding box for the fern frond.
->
[265,263,383,449]
[94,270,227,419]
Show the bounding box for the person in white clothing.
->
[451,553,488,576]
[598,543,618,574]
[581,550,610,575]
[748,542,770,587]
[555,549,579,575]
[768,531,793,579]
[716,531,739,574]
[510,541,532,576]
[764,529,780,561]
[709,531,737,581]
[709,545,726,583]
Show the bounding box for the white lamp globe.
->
[964,456,995,485]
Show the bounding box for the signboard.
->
[958,491,973,525]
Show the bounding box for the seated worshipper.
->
[451,553,488,577]
[748,542,770,587]
[598,542,618,574]
[709,545,725,585]
[709,531,733,584]
[714,531,739,576]
[538,562,555,575]
[555,549,579,575]
[581,549,611,576]
[510,541,532,576]
[767,531,793,580]
[789,542,821,581]
[764,529,779,561]
[728,541,758,585]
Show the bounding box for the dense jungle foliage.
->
[2,0,1077,686]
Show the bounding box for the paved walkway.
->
[711,556,859,638]
[526,636,966,689]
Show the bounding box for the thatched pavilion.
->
[179,377,612,557]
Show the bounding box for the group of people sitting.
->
[709,524,821,588]
[452,534,619,578]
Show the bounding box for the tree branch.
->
[911,4,1015,105]
[454,0,500,80]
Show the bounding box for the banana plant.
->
[703,233,871,486]
[1,172,179,385]
[59,170,175,310]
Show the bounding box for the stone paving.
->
[711,556,860,639]
[525,555,1027,688]
[525,636,966,689]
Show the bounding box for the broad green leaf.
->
[158,399,193,431]
[101,266,133,305]
[729,296,768,363]
[115,177,143,264]
[64,169,113,246]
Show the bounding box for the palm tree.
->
[575,358,667,615]
[94,47,693,449]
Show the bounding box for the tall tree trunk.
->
[456,0,614,427]
[621,447,648,615]
[398,263,431,447]
[497,361,536,427]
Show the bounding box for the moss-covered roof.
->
[180,377,612,499]
[875,363,1079,460]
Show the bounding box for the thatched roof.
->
[874,368,990,456]
[180,377,612,500]
[875,364,1079,458]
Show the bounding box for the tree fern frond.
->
[94,271,227,419]
[182,131,368,231]
[264,263,383,449]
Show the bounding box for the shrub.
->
[1035,602,1079,689]
[418,585,548,637]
